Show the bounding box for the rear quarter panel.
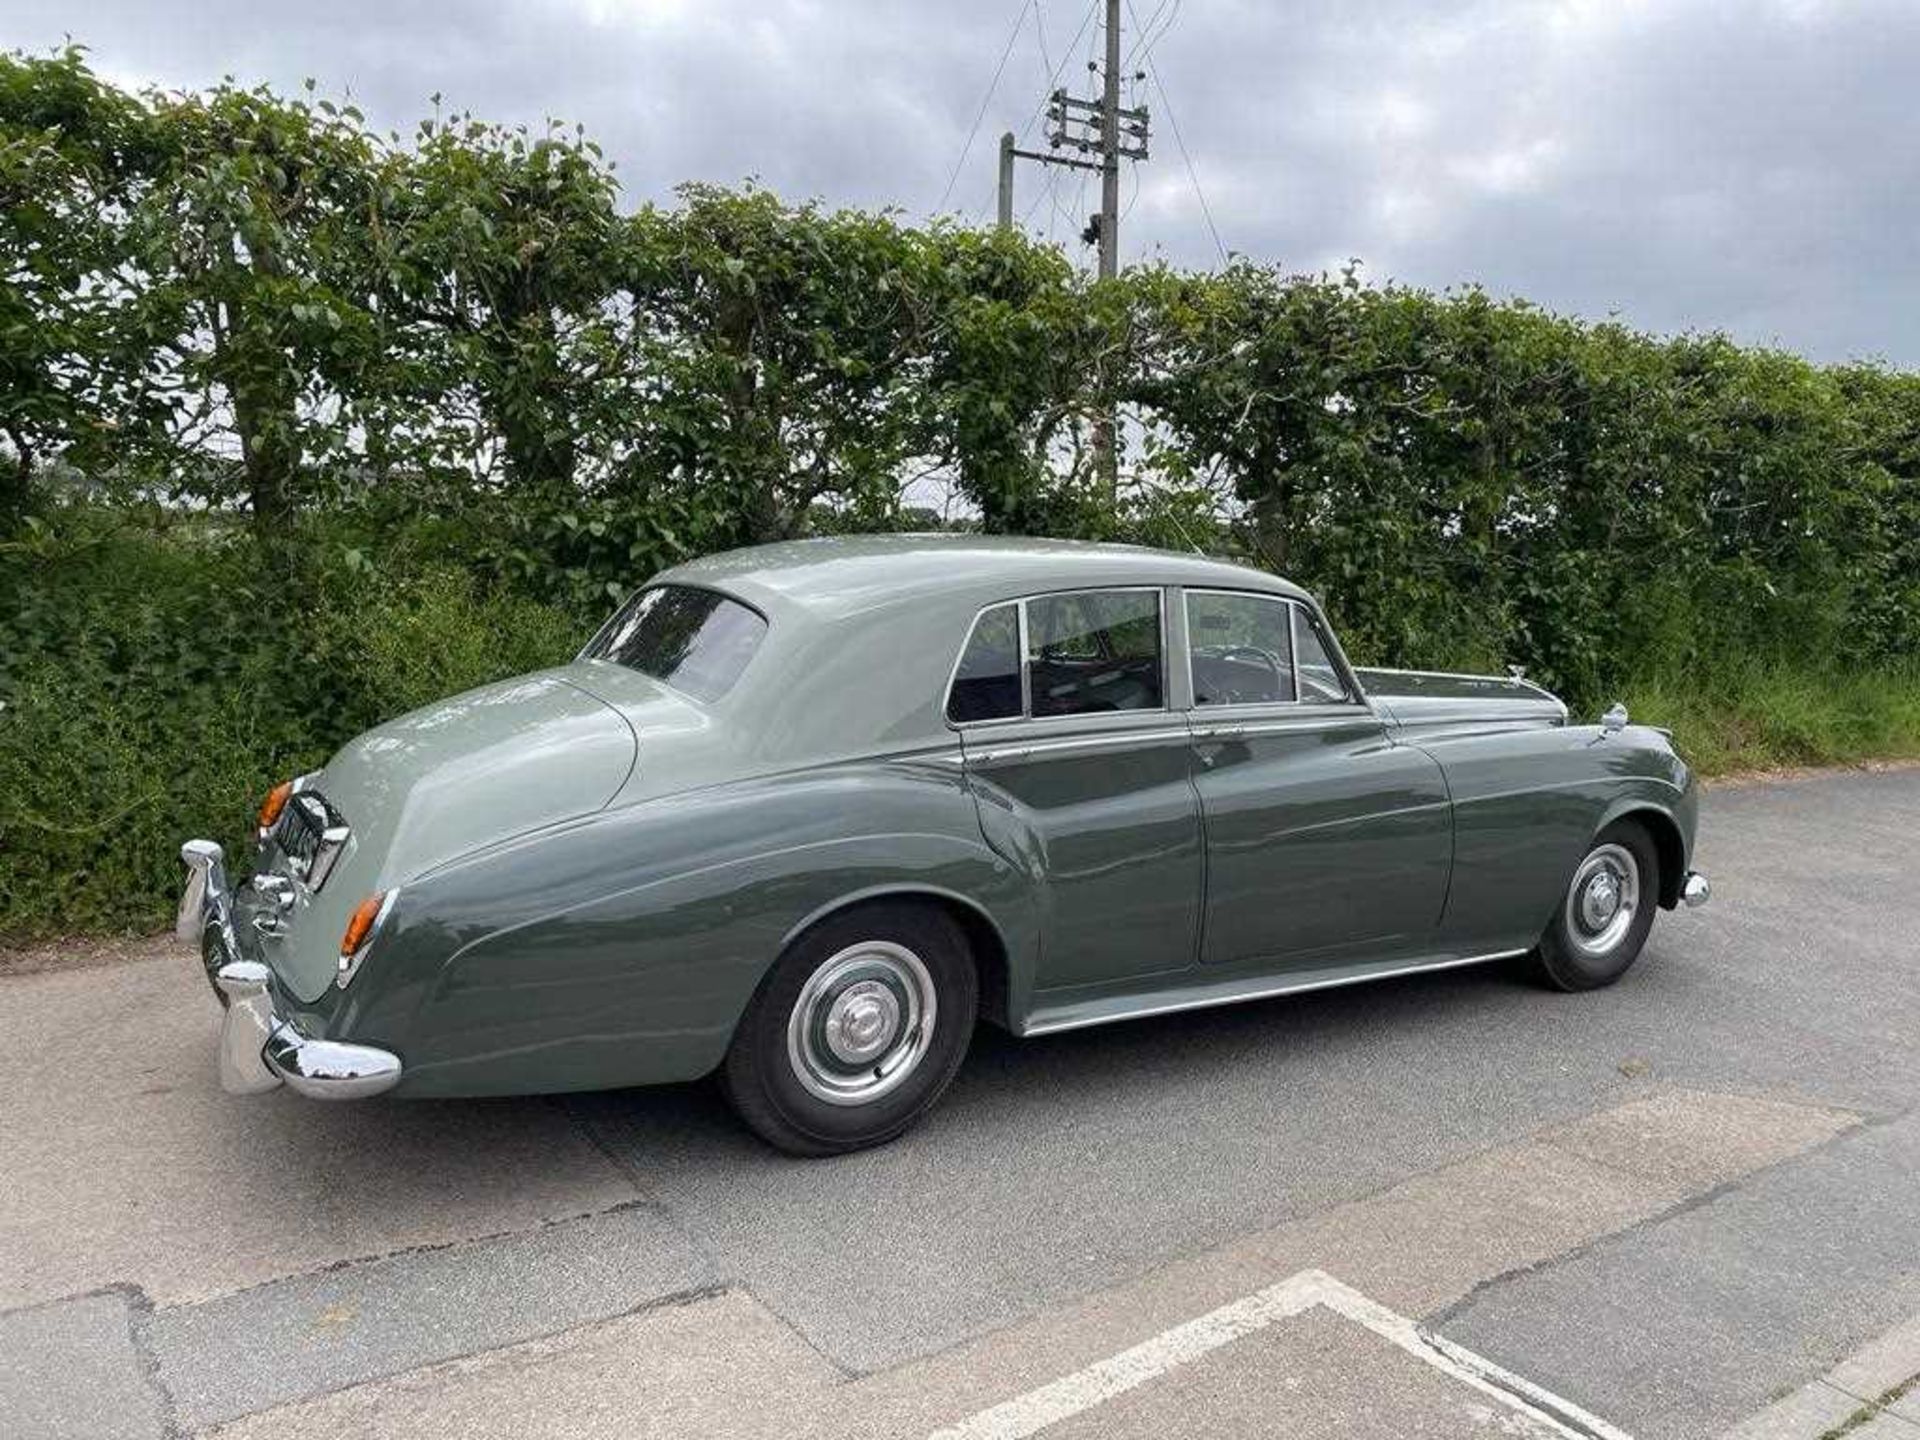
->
[1404,723,1696,951]
[291,756,1034,1098]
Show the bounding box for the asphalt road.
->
[2,766,1917,1438]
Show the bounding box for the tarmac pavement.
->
[2,765,1917,1438]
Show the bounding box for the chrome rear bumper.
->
[178,841,402,1100]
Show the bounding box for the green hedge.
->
[0,511,578,938]
[4,49,1920,943]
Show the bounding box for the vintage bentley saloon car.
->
[179,536,1709,1154]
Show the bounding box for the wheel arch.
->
[1600,803,1687,909]
[778,883,1015,1030]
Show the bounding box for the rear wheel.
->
[722,900,977,1156]
[1532,821,1660,991]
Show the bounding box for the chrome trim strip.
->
[1191,711,1376,740]
[966,724,1194,766]
[1021,948,1529,1036]
[1289,600,1304,703]
[1358,664,1560,704]
[1017,597,1033,719]
[1381,711,1564,729]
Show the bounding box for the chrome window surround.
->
[1180,588,1363,717]
[943,586,1170,730]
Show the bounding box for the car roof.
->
[653,533,1310,623]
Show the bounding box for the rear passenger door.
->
[951,588,1205,992]
[1183,589,1453,969]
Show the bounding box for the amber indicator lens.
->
[340,891,388,957]
[257,780,293,830]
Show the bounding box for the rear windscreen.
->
[582,585,768,702]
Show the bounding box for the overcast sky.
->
[13,0,1918,366]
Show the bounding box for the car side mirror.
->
[1601,702,1629,733]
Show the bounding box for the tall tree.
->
[623,185,939,544]
[123,81,387,539]
[0,48,161,526]
[389,114,624,494]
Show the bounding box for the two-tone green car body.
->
[179,535,1709,1153]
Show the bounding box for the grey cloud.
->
[10,0,1917,363]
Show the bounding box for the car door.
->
[1182,588,1453,969]
[951,587,1204,992]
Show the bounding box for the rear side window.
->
[1026,590,1164,717]
[947,604,1022,723]
[582,585,767,702]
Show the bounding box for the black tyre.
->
[722,900,978,1156]
[1532,820,1661,992]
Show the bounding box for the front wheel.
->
[1531,821,1660,991]
[722,900,978,1156]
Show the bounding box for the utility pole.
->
[997,132,1016,230]
[993,1,1148,500]
[991,7,1149,252]
[1097,0,1122,280]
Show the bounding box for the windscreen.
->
[582,585,768,702]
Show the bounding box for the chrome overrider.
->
[176,839,403,1099]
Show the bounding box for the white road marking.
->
[926,1269,1633,1440]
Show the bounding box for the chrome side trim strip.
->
[1021,948,1528,1036]
[1382,710,1563,728]
[1191,713,1376,741]
[1357,665,1561,704]
[966,725,1193,766]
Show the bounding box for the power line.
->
[1123,0,1178,71]
[935,0,1032,216]
[1014,0,1099,147]
[1124,0,1226,263]
[1032,0,1053,96]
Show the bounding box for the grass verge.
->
[1623,664,1920,777]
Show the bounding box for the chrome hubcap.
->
[822,980,901,1065]
[1564,843,1640,959]
[787,941,936,1106]
[1581,870,1621,929]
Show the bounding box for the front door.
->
[953,588,1204,992]
[1183,589,1453,968]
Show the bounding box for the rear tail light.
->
[257,781,294,832]
[337,889,398,988]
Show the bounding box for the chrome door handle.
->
[1194,723,1246,742]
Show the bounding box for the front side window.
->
[1187,592,1298,705]
[1025,590,1164,717]
[582,585,767,702]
